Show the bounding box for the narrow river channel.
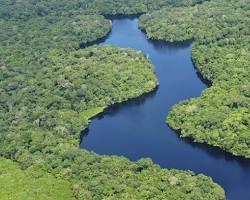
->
[80,17,250,200]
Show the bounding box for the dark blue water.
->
[80,18,250,200]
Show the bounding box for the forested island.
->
[0,0,249,199]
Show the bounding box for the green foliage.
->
[0,0,226,199]
[0,14,111,68]
[139,0,250,158]
[0,0,207,20]
[82,107,105,120]
[139,6,198,42]
[86,0,207,15]
[0,45,158,139]
[0,157,73,200]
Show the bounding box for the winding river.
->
[80,17,250,200]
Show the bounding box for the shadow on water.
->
[79,33,110,48]
[103,13,143,20]
[80,88,158,142]
[103,89,157,117]
[171,127,250,167]
[191,59,212,87]
[147,37,193,49]
[80,17,250,200]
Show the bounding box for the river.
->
[80,17,250,200]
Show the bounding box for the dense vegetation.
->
[0,0,207,20]
[139,0,250,158]
[0,0,227,199]
[86,0,207,15]
[0,157,73,200]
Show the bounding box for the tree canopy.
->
[0,157,73,200]
[0,0,229,199]
[139,0,250,158]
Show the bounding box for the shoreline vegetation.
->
[0,0,244,199]
[79,20,112,48]
[139,0,250,158]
